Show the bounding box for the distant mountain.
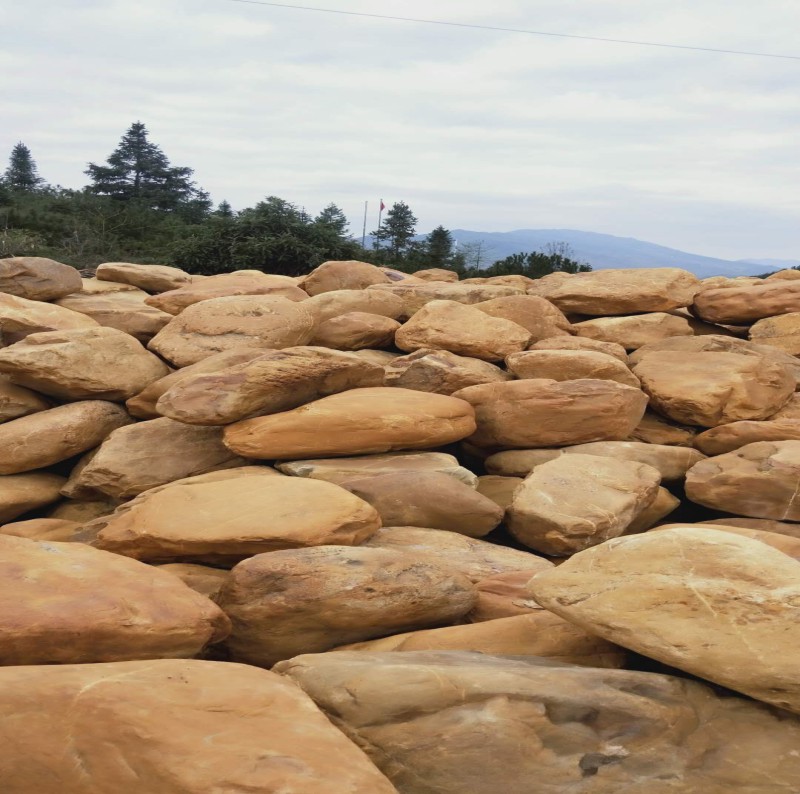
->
[438,229,777,279]
[737,258,800,270]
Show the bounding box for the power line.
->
[226,0,800,61]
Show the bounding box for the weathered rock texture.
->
[0,472,66,523]
[506,349,640,387]
[693,280,800,324]
[383,348,511,394]
[0,292,98,342]
[573,312,694,350]
[0,256,82,300]
[95,261,193,292]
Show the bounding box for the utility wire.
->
[226,0,800,61]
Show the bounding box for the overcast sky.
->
[5,0,799,259]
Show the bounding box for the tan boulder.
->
[767,269,800,280]
[0,292,98,342]
[506,349,639,386]
[633,351,794,427]
[463,274,537,289]
[95,261,192,292]
[383,348,510,394]
[93,474,380,563]
[0,256,82,300]
[279,649,800,794]
[309,311,399,349]
[686,440,800,520]
[156,347,383,425]
[0,517,81,542]
[223,387,476,460]
[0,472,65,522]
[770,393,800,418]
[0,534,229,664]
[412,267,459,281]
[277,451,478,487]
[63,417,247,499]
[48,498,119,523]
[55,289,172,341]
[693,280,800,324]
[473,294,571,341]
[300,260,393,295]
[0,376,49,423]
[700,517,800,539]
[341,471,502,537]
[529,334,628,361]
[475,474,522,510]
[349,348,399,365]
[468,569,543,620]
[0,326,169,401]
[573,312,694,350]
[623,486,680,533]
[79,276,144,294]
[0,658,398,794]
[302,288,405,323]
[362,526,553,582]
[694,419,800,455]
[217,545,476,666]
[749,312,800,354]
[0,401,132,475]
[629,410,697,446]
[507,454,661,555]
[368,282,524,315]
[530,527,800,714]
[654,523,800,561]
[337,612,626,667]
[699,275,764,290]
[453,379,647,450]
[148,295,316,367]
[157,563,229,600]
[145,270,307,314]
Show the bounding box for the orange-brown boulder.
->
[529,334,628,361]
[302,288,405,322]
[300,260,392,295]
[0,256,82,300]
[573,312,694,350]
[0,472,66,522]
[368,282,524,315]
[0,517,81,542]
[474,294,571,341]
[309,311,400,349]
[506,349,639,386]
[95,261,192,293]
[749,312,800,355]
[0,376,49,423]
[693,280,800,324]
[0,292,98,343]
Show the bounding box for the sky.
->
[4,0,800,260]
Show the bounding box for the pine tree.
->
[372,201,417,264]
[315,203,349,236]
[214,200,234,218]
[424,225,455,266]
[4,142,44,191]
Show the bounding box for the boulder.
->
[475,474,522,510]
[0,517,81,542]
[506,349,640,387]
[573,312,694,350]
[383,348,510,394]
[0,534,229,664]
[0,472,66,522]
[0,326,169,401]
[468,569,543,621]
[79,277,143,294]
[628,410,697,446]
[217,545,476,666]
[654,523,800,561]
[95,261,192,293]
[473,294,572,341]
[157,563,229,600]
[0,256,82,301]
[767,269,800,281]
[693,280,800,324]
[623,486,680,533]
[156,347,384,425]
[633,351,794,427]
[0,659,398,793]
[223,387,476,460]
[412,268,459,282]
[395,299,531,361]
[530,527,800,715]
[277,650,800,794]
[300,260,393,295]
[700,516,800,538]
[309,311,400,349]
[0,376,49,423]
[48,497,120,523]
[685,440,800,520]
[507,454,661,555]
[302,288,405,323]
[694,419,800,455]
[148,295,316,367]
[367,282,524,315]
[452,379,647,450]
[0,292,98,343]
[749,312,800,355]
[0,401,132,475]
[529,334,628,361]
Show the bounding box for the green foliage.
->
[4,142,45,192]
[463,244,592,279]
[372,201,418,265]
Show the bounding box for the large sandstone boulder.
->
[367,282,524,315]
[0,472,66,522]
[383,348,510,394]
[0,292,98,343]
[694,419,800,455]
[156,347,384,425]
[506,349,639,387]
[468,569,544,621]
[475,474,522,510]
[79,276,144,294]
[0,256,82,300]
[157,563,230,600]
[0,517,81,542]
[63,418,247,498]
[573,312,694,350]
[701,516,800,538]
[303,288,405,323]
[412,267,459,282]
[0,659,398,793]
[507,454,661,555]
[309,311,400,349]
[217,545,476,666]
[0,326,169,401]
[529,334,628,361]
[693,280,800,324]
[0,535,229,664]
[47,497,120,523]
[655,522,800,561]
[633,351,794,426]
[452,379,647,450]
[223,387,476,460]
[95,261,192,293]
[629,410,697,446]
[148,295,316,367]
[685,441,800,520]
[278,650,800,794]
[624,486,680,533]
[530,527,800,715]
[300,260,393,295]
[0,376,49,423]
[0,401,132,475]
[749,312,800,355]
[473,294,572,341]
[93,474,380,563]
[342,471,502,537]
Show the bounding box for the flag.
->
[380,200,386,211]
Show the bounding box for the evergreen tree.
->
[477,248,592,279]
[214,200,234,218]
[4,142,44,191]
[424,225,455,266]
[371,201,417,265]
[315,203,349,236]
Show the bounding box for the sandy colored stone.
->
[529,334,628,361]
[0,517,81,542]
[278,451,478,487]
[362,526,553,582]
[0,534,229,664]
[700,517,800,538]
[383,348,510,394]
[95,261,192,293]
[0,401,132,475]
[749,312,800,355]
[349,348,399,366]
[655,523,800,561]
[508,454,661,555]
[474,294,572,342]
[0,658,398,794]
[156,347,384,425]
[0,326,169,401]
[0,472,66,522]
[309,311,400,349]
[766,269,800,280]
[149,295,316,367]
[694,419,800,456]
[506,349,640,386]
[337,612,626,667]
[530,527,800,714]
[395,299,531,361]
[0,376,49,423]
[342,471,502,538]
[94,474,380,563]
[0,292,98,343]
[224,387,476,460]
[463,274,538,289]
[368,282,524,315]
[412,267,459,281]
[634,351,794,427]
[0,256,82,301]
[302,288,405,323]
[65,417,247,499]
[693,280,800,324]
[146,270,307,314]
[48,498,119,523]
[279,649,800,794]
[623,487,680,533]
[699,276,765,290]
[475,474,521,510]
[468,569,543,621]
[157,563,229,600]
[300,260,393,295]
[573,312,694,351]
[79,277,143,294]
[217,545,476,666]
[629,410,698,446]
[453,379,648,450]
[55,289,172,341]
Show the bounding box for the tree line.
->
[0,123,591,278]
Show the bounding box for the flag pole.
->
[376,199,384,251]
[361,201,368,248]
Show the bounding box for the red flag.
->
[380,200,386,211]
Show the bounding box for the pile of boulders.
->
[3,255,800,792]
